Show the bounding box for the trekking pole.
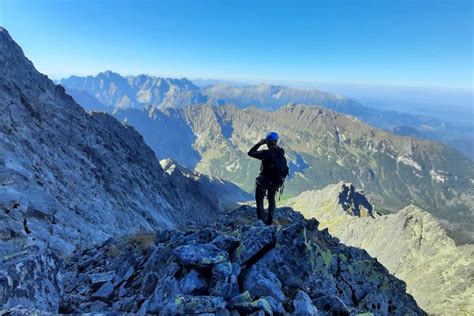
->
[279,184,285,201]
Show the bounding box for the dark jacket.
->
[248,143,285,187]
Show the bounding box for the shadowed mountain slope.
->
[284,183,474,314]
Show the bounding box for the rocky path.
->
[36,206,425,315]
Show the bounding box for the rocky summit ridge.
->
[2,206,425,315]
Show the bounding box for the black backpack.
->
[269,149,289,187]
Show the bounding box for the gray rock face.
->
[0,250,61,313]
[0,27,246,313]
[55,206,425,315]
[0,31,232,251]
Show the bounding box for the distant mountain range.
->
[109,104,474,243]
[284,182,474,314]
[59,72,474,159]
[60,72,209,110]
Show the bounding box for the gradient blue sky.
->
[1,0,472,89]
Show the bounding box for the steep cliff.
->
[0,27,225,259]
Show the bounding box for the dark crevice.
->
[340,279,358,306]
[19,93,42,122]
[23,218,31,234]
[237,237,277,291]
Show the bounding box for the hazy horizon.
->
[1,0,472,90]
[53,70,473,93]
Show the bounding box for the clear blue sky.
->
[1,0,472,89]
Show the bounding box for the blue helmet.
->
[266,132,279,141]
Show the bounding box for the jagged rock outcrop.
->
[285,182,474,314]
[0,250,62,313]
[54,206,424,315]
[160,158,251,211]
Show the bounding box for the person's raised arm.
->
[248,139,268,160]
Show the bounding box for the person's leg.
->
[266,188,277,225]
[255,186,265,221]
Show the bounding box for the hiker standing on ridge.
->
[248,132,289,225]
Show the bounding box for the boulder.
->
[88,271,116,285]
[210,280,230,297]
[145,275,182,313]
[91,281,114,300]
[112,296,136,312]
[227,275,240,300]
[122,266,135,281]
[89,300,109,312]
[180,269,207,294]
[261,295,286,314]
[292,290,318,315]
[242,265,286,303]
[227,291,253,309]
[212,234,241,254]
[174,243,228,266]
[234,225,276,265]
[212,261,233,282]
[233,298,273,314]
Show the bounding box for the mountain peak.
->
[0,27,30,64]
[97,70,123,78]
[0,27,15,45]
[0,26,11,37]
